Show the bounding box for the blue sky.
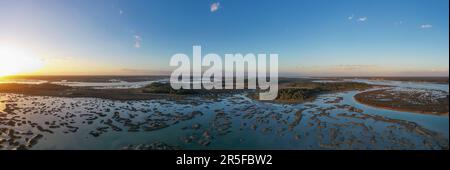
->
[0,0,448,76]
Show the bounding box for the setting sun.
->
[0,45,43,77]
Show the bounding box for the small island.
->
[354,88,449,115]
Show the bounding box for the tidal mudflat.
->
[0,77,448,150]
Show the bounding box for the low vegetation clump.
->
[276,88,322,102]
[273,82,372,103]
[142,82,200,95]
[249,81,373,103]
[142,82,245,96]
[286,82,372,91]
[354,89,449,115]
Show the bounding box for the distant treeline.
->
[143,80,372,103]
[328,77,449,84]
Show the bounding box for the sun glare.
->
[0,45,43,77]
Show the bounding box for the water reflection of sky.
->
[0,79,167,89]
[13,91,448,149]
[344,91,449,138]
[1,80,448,149]
[347,79,449,92]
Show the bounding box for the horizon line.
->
[4,74,449,78]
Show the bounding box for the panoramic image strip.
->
[0,0,448,167]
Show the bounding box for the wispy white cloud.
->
[134,35,142,48]
[357,17,367,22]
[347,14,354,20]
[394,20,403,25]
[293,64,449,77]
[335,64,377,71]
[420,24,432,29]
[430,67,448,72]
[119,9,123,15]
[210,2,220,12]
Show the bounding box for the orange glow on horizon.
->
[0,45,44,77]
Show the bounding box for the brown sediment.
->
[354,89,449,115]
